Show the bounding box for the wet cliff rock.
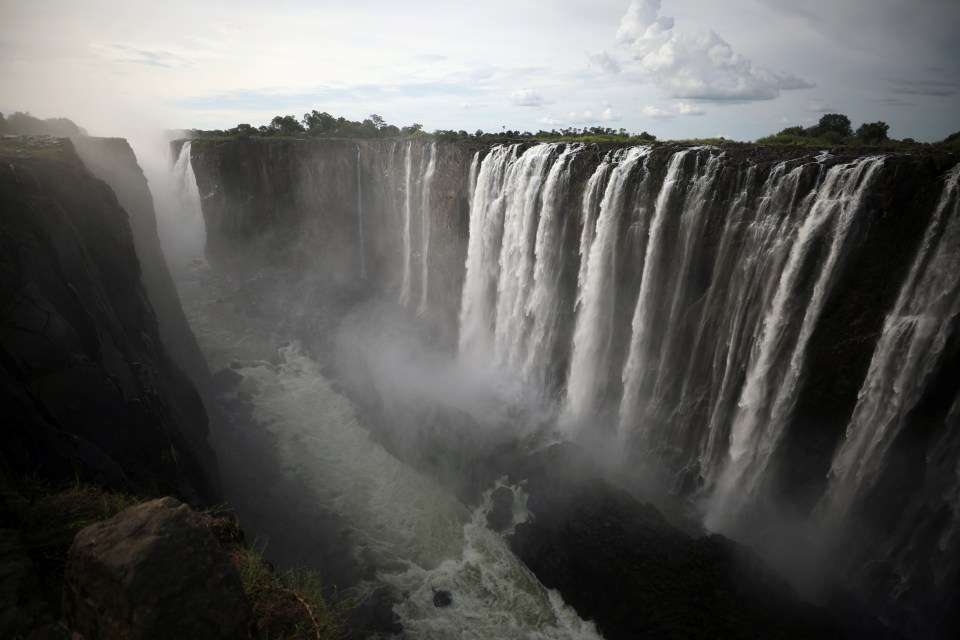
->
[70,136,212,396]
[186,137,475,340]
[0,135,219,503]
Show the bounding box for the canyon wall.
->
[187,137,959,638]
[0,135,219,503]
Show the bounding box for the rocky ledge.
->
[64,497,252,640]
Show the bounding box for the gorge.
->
[178,137,959,639]
[2,132,958,639]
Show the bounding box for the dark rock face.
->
[0,529,64,638]
[432,588,452,608]
[0,136,219,503]
[508,443,844,640]
[63,497,252,640]
[486,486,514,532]
[212,367,244,393]
[70,136,213,396]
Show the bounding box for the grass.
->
[227,539,349,640]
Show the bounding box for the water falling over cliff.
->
[166,141,206,266]
[185,137,960,638]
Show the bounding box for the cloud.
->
[586,51,621,74]
[537,115,564,126]
[601,106,620,121]
[616,0,813,101]
[871,97,916,107]
[888,76,959,97]
[641,105,672,118]
[511,87,547,107]
[92,43,194,68]
[674,102,705,115]
[801,99,835,112]
[458,101,472,109]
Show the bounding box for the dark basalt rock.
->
[63,497,252,640]
[432,587,453,608]
[212,367,244,393]
[69,136,213,396]
[506,442,845,640]
[486,486,514,532]
[0,136,219,504]
[0,529,65,638]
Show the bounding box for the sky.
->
[1,0,959,142]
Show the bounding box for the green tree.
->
[778,125,806,137]
[855,121,889,144]
[938,131,960,150]
[267,115,305,136]
[302,110,337,135]
[229,123,256,139]
[810,113,852,138]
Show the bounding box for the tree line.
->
[185,111,657,143]
[757,113,959,148]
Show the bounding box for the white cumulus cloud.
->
[641,105,672,118]
[511,88,547,107]
[675,102,705,115]
[586,50,621,74]
[616,0,813,101]
[602,106,620,121]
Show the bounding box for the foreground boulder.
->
[63,497,252,639]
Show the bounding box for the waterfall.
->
[394,141,438,310]
[493,144,560,375]
[185,138,960,638]
[522,144,580,390]
[706,156,885,525]
[457,143,581,394]
[356,145,366,280]
[820,164,960,520]
[459,145,518,363]
[564,146,649,427]
[418,143,437,316]
[618,150,693,440]
[400,143,414,305]
[169,141,206,264]
[619,150,727,453]
[695,162,805,478]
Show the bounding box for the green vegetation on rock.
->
[231,540,350,640]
